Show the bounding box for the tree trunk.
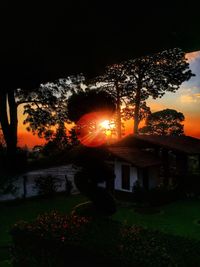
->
[8,91,18,160]
[0,91,10,146]
[134,86,141,135]
[0,90,18,168]
[116,82,122,139]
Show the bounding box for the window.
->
[121,164,130,190]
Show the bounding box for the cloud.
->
[147,101,166,112]
[180,93,200,103]
[186,51,200,62]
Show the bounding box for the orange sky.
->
[17,51,200,148]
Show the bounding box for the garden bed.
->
[10,210,200,267]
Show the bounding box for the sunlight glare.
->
[99,120,111,130]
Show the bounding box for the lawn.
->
[1,194,200,266]
[0,194,87,266]
[0,194,87,246]
[113,199,200,240]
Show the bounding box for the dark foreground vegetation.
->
[10,203,200,267]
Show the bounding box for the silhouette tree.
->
[0,75,84,164]
[21,76,85,140]
[139,109,185,135]
[42,122,69,155]
[121,101,151,125]
[67,89,116,123]
[0,125,5,147]
[93,64,127,139]
[124,48,194,134]
[0,89,19,161]
[67,89,116,146]
[94,48,193,137]
[68,127,80,147]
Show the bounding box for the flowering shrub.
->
[11,210,200,267]
[12,211,90,244]
[119,225,173,267]
[119,225,200,267]
[11,211,91,267]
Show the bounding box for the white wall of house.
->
[114,160,138,192]
[98,161,160,192]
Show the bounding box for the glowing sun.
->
[99,120,111,129]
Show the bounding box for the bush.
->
[147,186,183,206]
[120,226,200,267]
[10,211,120,267]
[120,226,173,267]
[34,175,62,197]
[10,212,91,267]
[0,174,17,196]
[132,180,148,203]
[10,210,200,267]
[176,174,200,197]
[74,170,116,216]
[132,181,183,206]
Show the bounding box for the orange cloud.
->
[147,101,166,112]
[186,51,200,62]
[180,94,200,103]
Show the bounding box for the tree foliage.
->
[42,123,69,155]
[93,64,128,139]
[93,48,193,136]
[123,48,194,134]
[19,76,84,140]
[73,147,116,215]
[0,75,84,164]
[121,101,151,123]
[67,89,116,123]
[139,109,185,136]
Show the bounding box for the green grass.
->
[0,194,86,246]
[0,260,11,267]
[0,194,87,265]
[1,196,200,246]
[1,195,200,265]
[113,199,200,240]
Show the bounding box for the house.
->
[105,147,161,194]
[101,135,200,195]
[131,135,200,183]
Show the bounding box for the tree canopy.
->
[124,48,194,134]
[67,89,116,123]
[139,109,185,136]
[0,47,194,170]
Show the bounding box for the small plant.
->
[0,173,18,196]
[132,180,147,204]
[34,175,61,197]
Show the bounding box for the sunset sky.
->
[18,51,200,148]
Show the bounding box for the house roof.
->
[117,135,200,155]
[107,146,161,168]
